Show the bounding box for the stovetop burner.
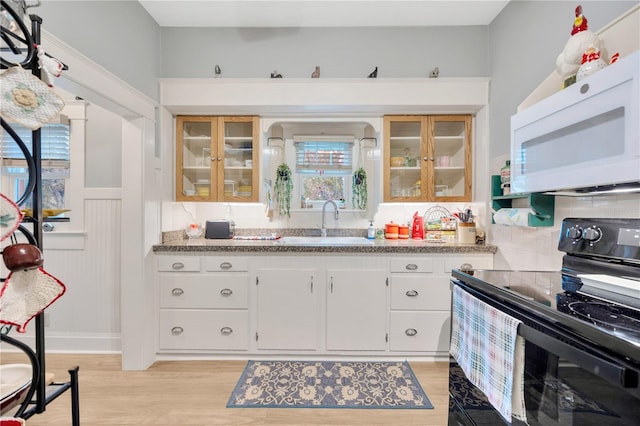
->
[557,292,640,347]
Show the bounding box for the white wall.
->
[38,0,162,100]
[85,103,122,187]
[161,25,489,78]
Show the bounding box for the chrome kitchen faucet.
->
[321,200,339,237]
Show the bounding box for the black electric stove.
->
[449,218,640,425]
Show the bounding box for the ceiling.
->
[138,1,511,27]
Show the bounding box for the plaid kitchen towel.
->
[450,285,527,423]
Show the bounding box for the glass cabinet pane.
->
[222,120,254,200]
[388,120,423,200]
[432,119,467,198]
[384,114,471,202]
[181,119,213,198]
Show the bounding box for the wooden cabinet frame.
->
[383,115,472,202]
[176,115,259,202]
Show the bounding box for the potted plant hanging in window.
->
[274,163,292,217]
[352,167,367,210]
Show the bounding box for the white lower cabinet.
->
[155,252,493,357]
[256,267,319,350]
[157,254,250,352]
[388,255,493,354]
[389,311,450,352]
[326,268,387,351]
[159,309,249,350]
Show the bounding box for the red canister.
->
[385,222,399,239]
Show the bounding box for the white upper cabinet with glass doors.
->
[383,115,471,202]
[176,116,259,202]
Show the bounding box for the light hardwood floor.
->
[0,353,449,426]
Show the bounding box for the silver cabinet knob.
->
[171,262,185,270]
[171,288,184,296]
[220,261,232,270]
[171,326,184,335]
[220,288,233,297]
[405,263,418,271]
[220,326,233,336]
[405,290,419,297]
[405,328,418,336]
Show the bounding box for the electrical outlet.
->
[44,313,50,327]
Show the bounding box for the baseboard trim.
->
[2,333,122,354]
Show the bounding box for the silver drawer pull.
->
[171,288,184,296]
[220,288,233,297]
[171,262,185,270]
[220,326,233,335]
[405,328,418,337]
[405,263,418,271]
[405,290,419,297]
[220,261,232,270]
[171,326,184,335]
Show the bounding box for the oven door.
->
[449,282,640,426]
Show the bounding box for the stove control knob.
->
[566,226,582,240]
[583,227,601,242]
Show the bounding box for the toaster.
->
[204,220,235,239]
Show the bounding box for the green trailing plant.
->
[352,167,367,210]
[274,163,293,217]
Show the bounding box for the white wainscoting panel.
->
[15,198,123,353]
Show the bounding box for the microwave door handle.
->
[518,324,638,389]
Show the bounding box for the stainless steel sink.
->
[276,236,374,246]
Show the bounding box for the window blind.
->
[294,136,353,174]
[0,123,70,167]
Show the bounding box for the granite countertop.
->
[153,228,497,254]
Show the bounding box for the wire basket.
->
[423,206,451,222]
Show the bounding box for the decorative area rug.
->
[227,360,433,409]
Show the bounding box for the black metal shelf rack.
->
[1,1,80,423]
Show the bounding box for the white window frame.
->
[290,135,356,210]
[0,100,86,249]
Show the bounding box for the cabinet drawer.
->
[390,276,451,311]
[203,256,249,272]
[390,258,433,273]
[159,309,249,351]
[157,256,200,272]
[389,311,451,352]
[159,274,249,309]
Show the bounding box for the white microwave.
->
[510,50,639,194]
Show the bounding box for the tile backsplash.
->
[162,200,485,237]
[489,192,640,271]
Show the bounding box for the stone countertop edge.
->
[153,236,497,254]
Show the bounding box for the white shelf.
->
[183,135,210,140]
[390,136,420,140]
[183,166,211,170]
[434,135,464,141]
[161,77,490,116]
[390,166,421,171]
